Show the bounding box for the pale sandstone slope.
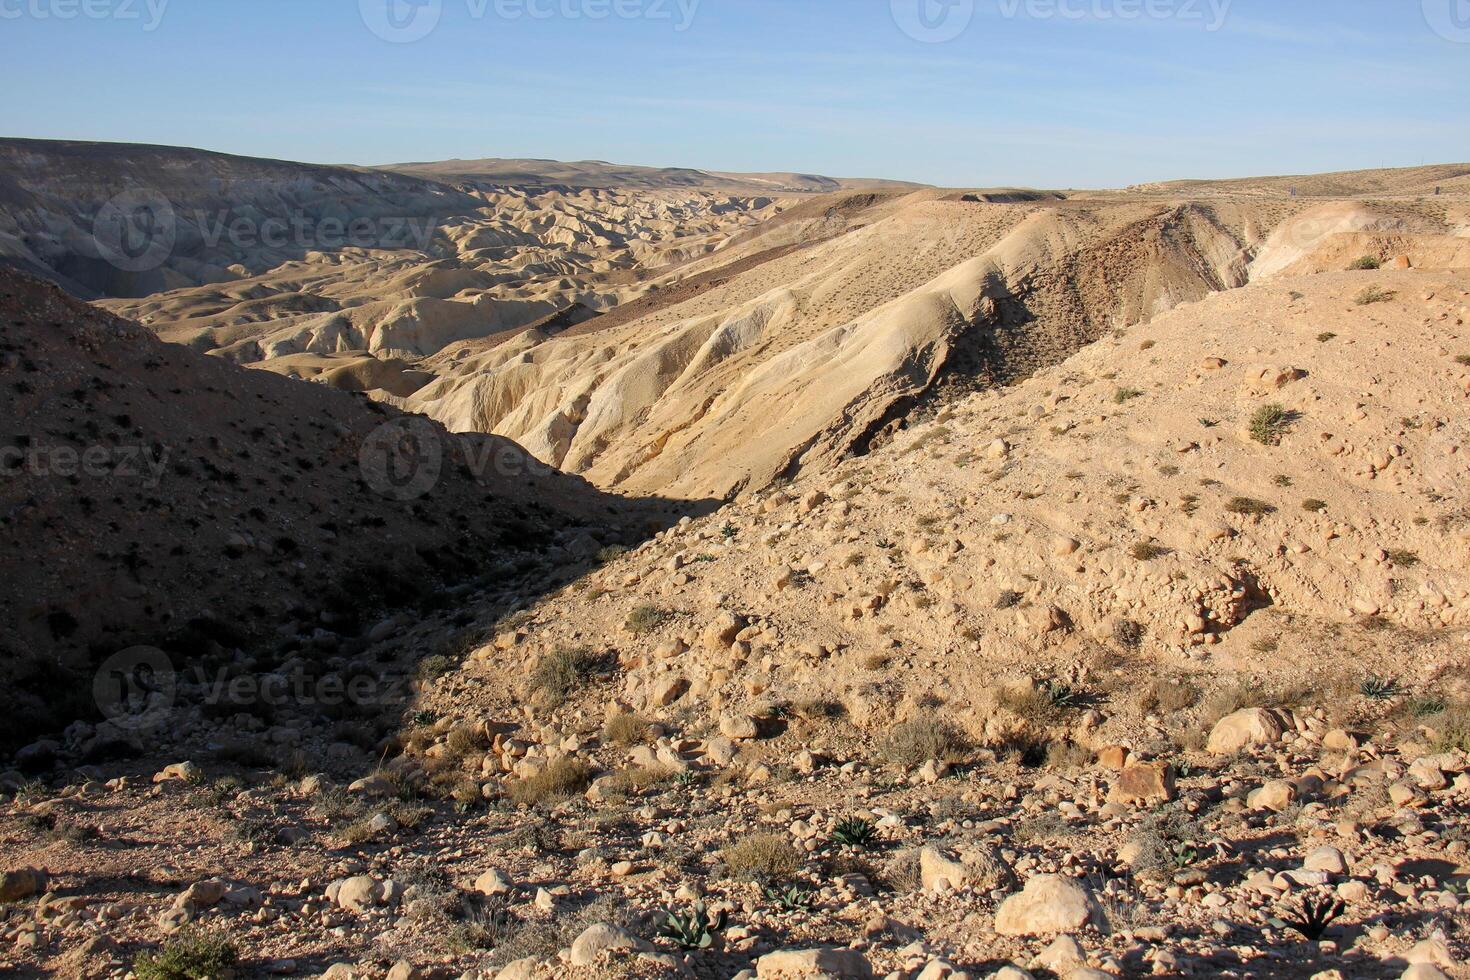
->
[430,269,1470,756]
[399,197,1469,500]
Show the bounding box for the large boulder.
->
[756,948,874,979]
[1109,763,1176,805]
[0,868,47,903]
[994,875,1109,936]
[569,922,646,967]
[918,844,1015,893]
[1207,708,1286,755]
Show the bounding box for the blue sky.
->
[2,0,1466,186]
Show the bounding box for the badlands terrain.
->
[0,144,1468,980]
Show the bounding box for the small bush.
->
[1425,702,1470,754]
[1348,256,1381,271]
[603,712,650,747]
[505,757,592,807]
[1044,740,1093,770]
[1139,677,1200,715]
[723,833,801,882]
[1385,549,1420,567]
[1456,354,1470,367]
[1355,286,1394,306]
[1113,387,1144,405]
[1130,541,1168,561]
[1317,332,1337,343]
[417,654,453,681]
[1302,498,1328,513]
[1226,496,1275,517]
[529,647,600,704]
[133,929,239,980]
[877,718,971,766]
[1248,404,1292,446]
[624,605,669,634]
[1112,619,1145,650]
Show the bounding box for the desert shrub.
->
[1302,498,1328,513]
[309,786,363,823]
[877,718,971,766]
[723,833,801,882]
[1385,549,1420,567]
[1226,496,1275,517]
[505,757,592,806]
[995,590,1024,610]
[446,724,489,758]
[1015,811,1079,842]
[605,765,677,794]
[1044,740,1093,771]
[624,605,669,634]
[1139,677,1200,716]
[1248,404,1293,446]
[417,654,453,681]
[1456,354,1470,367]
[1355,286,1394,306]
[1113,387,1144,404]
[596,545,629,563]
[603,712,650,746]
[1425,702,1470,754]
[1348,256,1381,270]
[1130,541,1168,561]
[529,647,600,704]
[133,929,239,980]
[1127,807,1206,881]
[1112,619,1145,650]
[1317,332,1337,343]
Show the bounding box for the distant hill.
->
[381,157,927,194]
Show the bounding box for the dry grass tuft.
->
[505,757,593,806]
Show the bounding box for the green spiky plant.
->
[830,816,878,848]
[1360,676,1403,701]
[658,902,728,950]
[1280,894,1345,941]
[763,882,816,912]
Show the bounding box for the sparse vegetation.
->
[505,757,592,806]
[1348,255,1381,270]
[1226,496,1275,517]
[877,718,972,766]
[603,712,651,746]
[529,646,600,704]
[624,604,670,634]
[1113,387,1144,404]
[1317,332,1337,343]
[1130,541,1168,561]
[1302,498,1328,513]
[1139,677,1200,715]
[1355,286,1394,306]
[723,833,801,882]
[132,929,239,980]
[1248,403,1293,446]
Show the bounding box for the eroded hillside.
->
[0,269,678,753]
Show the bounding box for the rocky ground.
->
[2,268,1468,979]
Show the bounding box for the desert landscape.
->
[1,42,1469,980]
